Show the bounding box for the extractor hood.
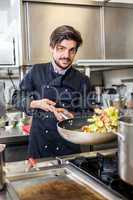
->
[76,59,133,71]
[96,0,133,3]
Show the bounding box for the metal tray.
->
[6,164,123,200]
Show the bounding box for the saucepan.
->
[117,116,133,185]
[57,116,116,145]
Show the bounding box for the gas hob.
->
[69,152,133,200]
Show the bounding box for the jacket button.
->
[45,129,48,134]
[46,85,49,88]
[56,146,59,151]
[65,89,68,92]
[44,145,48,149]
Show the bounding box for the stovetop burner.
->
[70,153,133,200]
[97,152,118,185]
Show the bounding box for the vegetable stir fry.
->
[82,107,119,134]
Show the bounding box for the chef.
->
[12,25,91,159]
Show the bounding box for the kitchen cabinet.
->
[1,0,133,67]
[0,39,15,66]
[104,6,133,59]
[5,143,28,162]
[22,0,133,65]
[0,127,28,162]
[22,1,102,64]
[0,0,23,68]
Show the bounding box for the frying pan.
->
[57,117,116,145]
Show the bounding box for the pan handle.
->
[112,131,125,141]
[60,113,69,120]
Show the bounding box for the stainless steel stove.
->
[68,151,133,200]
[3,149,133,200]
[5,157,124,200]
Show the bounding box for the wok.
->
[57,117,116,145]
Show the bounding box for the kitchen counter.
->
[0,148,117,200]
[0,127,28,162]
[0,127,28,144]
[5,148,117,176]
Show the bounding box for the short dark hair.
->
[50,25,83,50]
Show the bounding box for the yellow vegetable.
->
[83,106,119,134]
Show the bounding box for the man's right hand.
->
[30,98,56,112]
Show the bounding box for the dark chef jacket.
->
[12,63,91,159]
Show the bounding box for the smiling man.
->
[51,39,77,69]
[12,25,91,159]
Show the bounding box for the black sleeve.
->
[12,67,35,115]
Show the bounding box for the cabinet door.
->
[23,2,102,64]
[0,0,17,66]
[105,6,133,59]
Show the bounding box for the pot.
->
[118,116,133,185]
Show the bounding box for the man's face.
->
[50,39,77,69]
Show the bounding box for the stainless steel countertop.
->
[0,148,117,200]
[5,148,117,176]
[0,127,28,144]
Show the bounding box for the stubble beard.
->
[54,58,72,70]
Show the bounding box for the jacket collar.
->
[49,63,81,91]
[62,67,81,90]
[52,60,71,75]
